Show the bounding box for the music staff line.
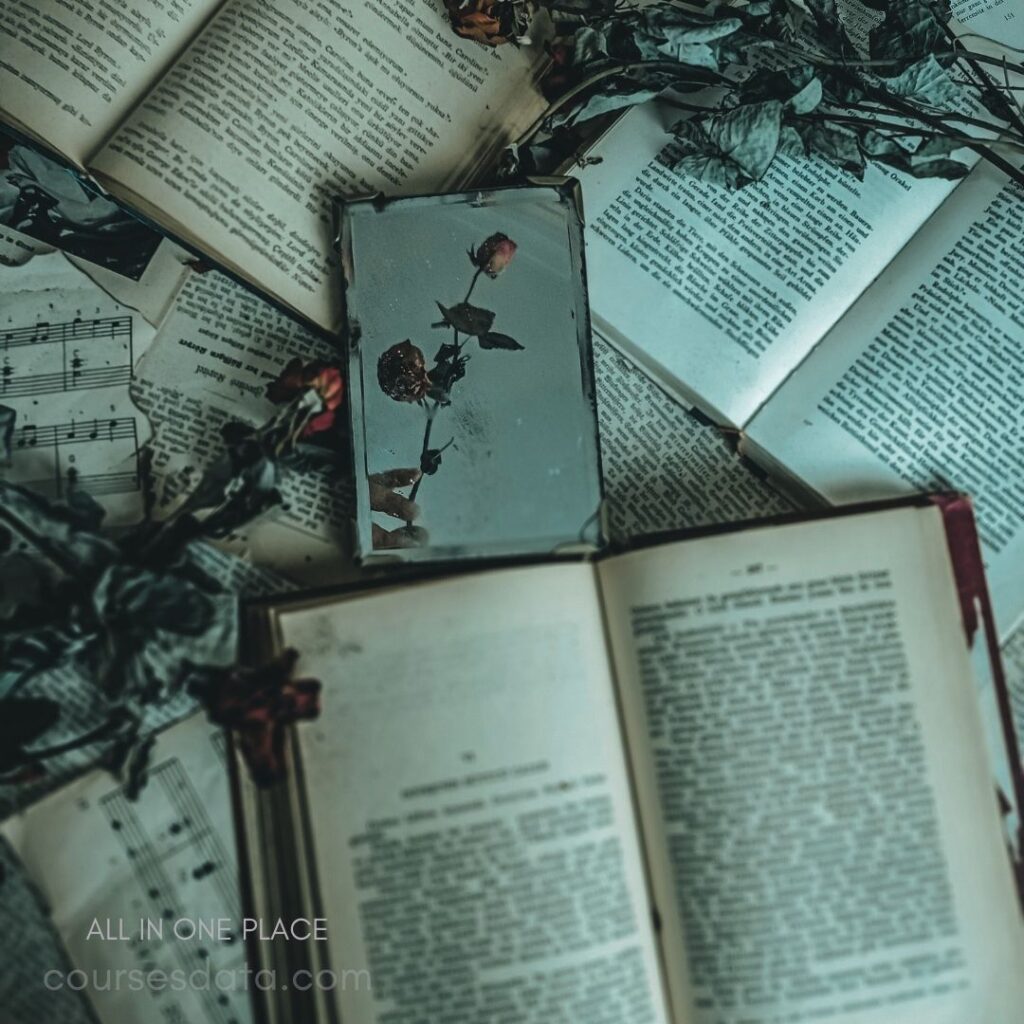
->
[15,471,140,498]
[4,416,141,499]
[99,759,245,1024]
[1,314,135,399]
[12,416,137,448]
[1,315,132,350]
[0,365,132,399]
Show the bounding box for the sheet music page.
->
[133,272,357,583]
[744,161,1024,640]
[1,713,253,1024]
[575,102,963,427]
[0,252,154,525]
[594,334,792,541]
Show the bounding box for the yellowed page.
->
[0,0,225,165]
[89,0,546,330]
[598,506,1024,1024]
[275,563,672,1024]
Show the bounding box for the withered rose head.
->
[377,340,431,403]
[193,649,321,787]
[445,0,518,46]
[471,232,517,277]
[266,358,344,436]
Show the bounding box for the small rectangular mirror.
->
[337,179,603,563]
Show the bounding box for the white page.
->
[277,564,671,1024]
[744,160,1024,639]
[576,102,963,427]
[598,506,1024,1024]
[1,714,253,1024]
[952,0,1024,48]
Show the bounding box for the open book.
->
[235,496,1024,1024]
[0,0,546,330]
[574,100,1024,644]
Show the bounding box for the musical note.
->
[4,416,140,499]
[0,271,150,526]
[2,718,252,1024]
[0,315,130,350]
[93,750,248,1024]
[0,315,132,397]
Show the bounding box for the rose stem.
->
[404,263,486,519]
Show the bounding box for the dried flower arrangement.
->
[0,372,340,791]
[446,0,1024,191]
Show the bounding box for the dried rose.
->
[377,340,431,403]
[445,0,517,46]
[191,649,321,787]
[266,358,344,435]
[470,232,517,277]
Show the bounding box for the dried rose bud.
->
[377,340,431,403]
[445,0,516,46]
[471,232,517,277]
[266,358,344,436]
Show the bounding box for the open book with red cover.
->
[233,493,1024,1024]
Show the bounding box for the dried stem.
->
[405,268,484,515]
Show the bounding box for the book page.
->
[0,0,225,166]
[275,564,671,1024]
[594,333,792,541]
[88,0,546,330]
[575,102,963,427]
[952,0,1024,48]
[597,506,1024,1024]
[744,161,1024,639]
[1,713,254,1024]
[1004,622,1024,756]
[133,271,357,584]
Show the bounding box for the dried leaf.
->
[435,302,496,336]
[478,332,525,350]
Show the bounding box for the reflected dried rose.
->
[470,232,517,277]
[377,340,431,403]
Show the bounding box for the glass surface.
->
[338,181,602,562]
